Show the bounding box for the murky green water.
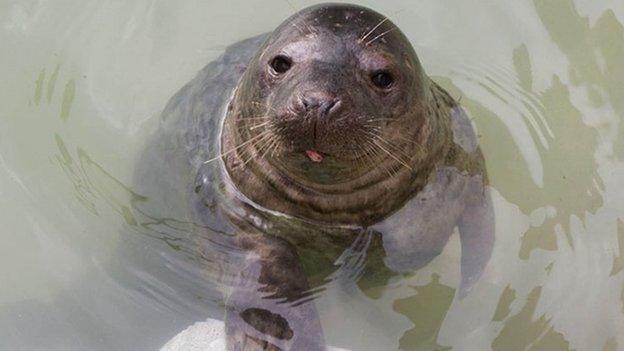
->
[1,0,623,350]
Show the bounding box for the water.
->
[1,0,623,350]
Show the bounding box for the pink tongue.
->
[306,149,324,162]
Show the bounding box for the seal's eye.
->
[371,71,394,89]
[270,55,292,74]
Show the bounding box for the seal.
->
[136,3,495,350]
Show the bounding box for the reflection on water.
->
[1,0,624,350]
[32,65,75,121]
[492,287,571,351]
[492,285,515,322]
[532,0,624,159]
[613,221,624,276]
[437,68,603,259]
[393,274,454,350]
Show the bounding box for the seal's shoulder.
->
[133,33,271,212]
[160,33,269,125]
[429,81,486,177]
[155,34,270,167]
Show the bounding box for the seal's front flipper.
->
[457,179,495,297]
[225,233,325,351]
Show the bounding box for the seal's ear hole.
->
[270,55,293,74]
[371,71,395,89]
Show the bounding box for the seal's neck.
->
[221,81,453,226]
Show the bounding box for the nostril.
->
[299,95,340,115]
[323,99,340,115]
[300,96,319,112]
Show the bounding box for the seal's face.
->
[264,5,426,160]
[226,4,430,186]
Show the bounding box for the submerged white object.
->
[161,318,350,351]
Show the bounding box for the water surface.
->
[1,0,623,350]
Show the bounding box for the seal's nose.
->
[300,93,341,117]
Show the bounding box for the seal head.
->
[222,4,449,225]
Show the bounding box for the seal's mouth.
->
[305,149,324,162]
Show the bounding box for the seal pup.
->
[138,3,495,350]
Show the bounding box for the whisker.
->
[236,121,270,132]
[270,129,286,158]
[362,139,385,170]
[203,130,271,164]
[249,121,271,131]
[359,17,389,43]
[235,126,268,137]
[369,136,413,171]
[267,138,282,160]
[270,143,280,159]
[378,134,420,161]
[363,123,382,132]
[364,127,420,160]
[395,134,423,150]
[250,101,278,113]
[241,133,273,166]
[237,116,271,121]
[365,118,395,122]
[355,147,375,175]
[376,136,415,168]
[363,139,395,181]
[362,119,423,155]
[257,130,280,161]
[365,28,396,46]
[352,147,368,170]
[361,130,412,162]
[260,140,276,161]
